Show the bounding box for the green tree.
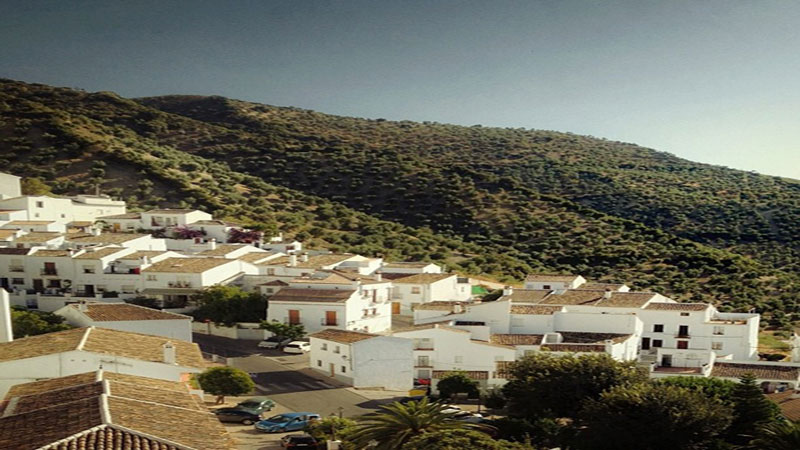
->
[728,373,781,444]
[436,372,479,399]
[348,398,491,450]
[501,353,647,419]
[306,416,357,449]
[196,366,255,404]
[259,320,306,341]
[20,177,51,195]
[578,383,732,450]
[748,421,800,450]
[402,429,532,450]
[656,376,737,403]
[11,308,72,338]
[193,285,267,326]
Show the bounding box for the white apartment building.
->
[309,328,413,391]
[391,273,472,315]
[141,257,258,307]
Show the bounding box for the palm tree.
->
[347,398,493,450]
[748,421,800,450]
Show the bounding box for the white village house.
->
[54,302,194,342]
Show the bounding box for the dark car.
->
[280,434,319,448]
[213,407,262,425]
[235,396,275,414]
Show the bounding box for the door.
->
[329,363,335,377]
[678,325,689,337]
[641,337,651,350]
[392,302,401,315]
[85,284,95,296]
[288,309,300,325]
[33,279,44,292]
[661,355,672,367]
[325,311,337,326]
[44,262,56,275]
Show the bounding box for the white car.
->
[282,341,311,354]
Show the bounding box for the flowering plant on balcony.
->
[172,225,206,239]
[228,228,263,244]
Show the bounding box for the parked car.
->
[453,411,486,423]
[283,341,311,354]
[235,396,275,414]
[213,408,262,425]
[280,434,319,448]
[259,336,292,349]
[255,412,321,433]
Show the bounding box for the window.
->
[411,287,421,294]
[711,342,723,350]
[454,356,463,363]
[146,275,157,281]
[267,268,275,275]
[82,266,95,274]
[12,278,24,285]
[60,214,65,218]
[321,343,328,351]
[317,360,322,367]
[265,288,274,294]
[653,324,664,333]
[341,366,347,373]
[713,326,724,335]
[542,285,551,290]
[678,325,689,337]
[652,340,663,348]
[36,201,44,208]
[334,345,340,354]
[680,312,690,316]
[677,340,688,349]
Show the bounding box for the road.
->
[193,333,397,418]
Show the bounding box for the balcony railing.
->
[320,319,339,326]
[40,269,58,276]
[414,346,434,351]
[675,333,691,338]
[167,281,193,288]
[9,266,24,272]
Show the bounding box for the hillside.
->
[1,79,798,324]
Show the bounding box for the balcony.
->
[415,360,433,368]
[675,334,691,339]
[40,269,58,276]
[413,346,434,351]
[320,319,339,326]
[167,281,193,288]
[9,266,24,273]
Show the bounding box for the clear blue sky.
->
[2,1,799,179]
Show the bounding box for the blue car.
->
[254,412,321,433]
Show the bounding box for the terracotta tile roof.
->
[412,301,464,311]
[392,273,454,284]
[558,331,632,344]
[594,292,657,308]
[543,343,606,352]
[645,302,710,311]
[711,362,800,381]
[490,334,543,345]
[6,220,55,225]
[268,288,355,303]
[432,370,488,380]
[67,233,149,244]
[525,273,582,283]
[238,252,278,263]
[382,262,436,269]
[766,390,800,421]
[0,327,205,368]
[264,253,355,269]
[496,361,514,379]
[538,290,605,306]
[28,249,72,257]
[0,247,28,255]
[506,289,552,303]
[196,244,254,256]
[292,271,356,285]
[0,371,231,449]
[6,372,99,397]
[510,304,563,315]
[310,329,378,344]
[98,212,142,219]
[142,257,234,273]
[68,303,191,321]
[539,290,655,308]
[73,247,130,259]
[578,283,628,291]
[116,250,169,260]
[67,221,94,227]
[0,230,19,240]
[14,232,63,243]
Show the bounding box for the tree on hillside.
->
[501,353,647,419]
[192,285,267,326]
[196,366,255,405]
[578,383,732,450]
[20,177,51,195]
[401,429,532,450]
[727,373,781,444]
[11,308,72,338]
[259,320,306,341]
[347,398,492,450]
[749,421,800,450]
[436,372,479,400]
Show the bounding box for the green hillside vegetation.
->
[1,79,798,323]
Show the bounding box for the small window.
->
[341,366,346,373]
[542,284,551,290]
[677,341,688,349]
[321,343,328,351]
[147,275,157,281]
[60,213,65,218]
[411,287,421,294]
[36,201,44,208]
[711,342,723,351]
[12,278,24,285]
[653,324,664,333]
[713,326,724,335]
[334,345,340,354]
[454,355,463,363]
[680,312,690,316]
[652,340,663,348]
[317,360,322,367]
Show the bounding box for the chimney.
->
[78,301,88,312]
[289,253,297,267]
[502,285,513,297]
[208,239,217,250]
[452,302,463,314]
[91,227,101,236]
[604,290,612,299]
[0,290,13,343]
[162,341,176,364]
[141,255,150,265]
[301,252,309,262]
[375,271,382,282]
